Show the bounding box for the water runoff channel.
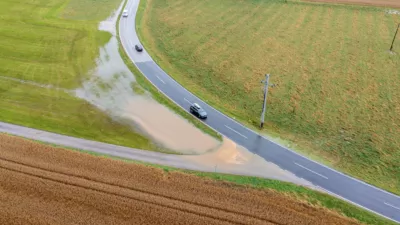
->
[74,2,315,188]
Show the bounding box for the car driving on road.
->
[190,103,207,119]
[122,10,128,17]
[135,44,143,52]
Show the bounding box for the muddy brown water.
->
[121,96,220,154]
[75,5,219,154]
[74,3,316,187]
[185,138,315,187]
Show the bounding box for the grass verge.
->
[136,0,400,194]
[118,46,221,141]
[116,2,222,141]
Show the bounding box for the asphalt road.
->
[1,121,318,188]
[119,0,400,222]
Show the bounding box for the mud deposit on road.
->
[121,96,219,154]
[0,134,360,225]
[75,6,219,154]
[185,138,315,187]
[304,0,400,8]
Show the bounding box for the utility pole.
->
[260,74,275,129]
[389,23,400,52]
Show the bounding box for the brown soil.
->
[304,0,400,8]
[0,134,360,225]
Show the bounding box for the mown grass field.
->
[137,0,400,193]
[0,0,165,151]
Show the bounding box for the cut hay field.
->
[1,133,395,225]
[0,0,164,151]
[137,0,400,193]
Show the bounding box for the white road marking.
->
[224,125,248,139]
[316,186,398,223]
[148,58,400,201]
[163,60,400,201]
[129,40,134,47]
[294,162,328,179]
[156,75,165,84]
[385,202,400,211]
[183,98,192,104]
[117,0,400,223]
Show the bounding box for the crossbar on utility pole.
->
[389,23,400,52]
[260,74,270,129]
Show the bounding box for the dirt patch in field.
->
[304,0,400,8]
[0,134,360,225]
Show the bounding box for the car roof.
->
[123,10,128,12]
[193,103,201,109]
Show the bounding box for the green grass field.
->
[137,0,400,193]
[0,0,170,152]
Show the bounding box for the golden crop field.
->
[0,134,369,225]
[137,0,400,194]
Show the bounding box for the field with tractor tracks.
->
[0,133,371,225]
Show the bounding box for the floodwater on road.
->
[120,96,220,154]
[73,3,313,187]
[75,4,220,154]
[184,137,315,188]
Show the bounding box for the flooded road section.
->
[73,4,312,186]
[184,138,314,187]
[75,5,220,154]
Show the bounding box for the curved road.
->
[119,0,400,222]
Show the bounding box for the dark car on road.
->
[190,103,207,119]
[135,44,143,52]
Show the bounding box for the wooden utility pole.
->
[389,23,400,52]
[260,74,273,129]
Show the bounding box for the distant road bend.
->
[119,0,400,222]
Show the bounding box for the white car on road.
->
[122,10,128,17]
